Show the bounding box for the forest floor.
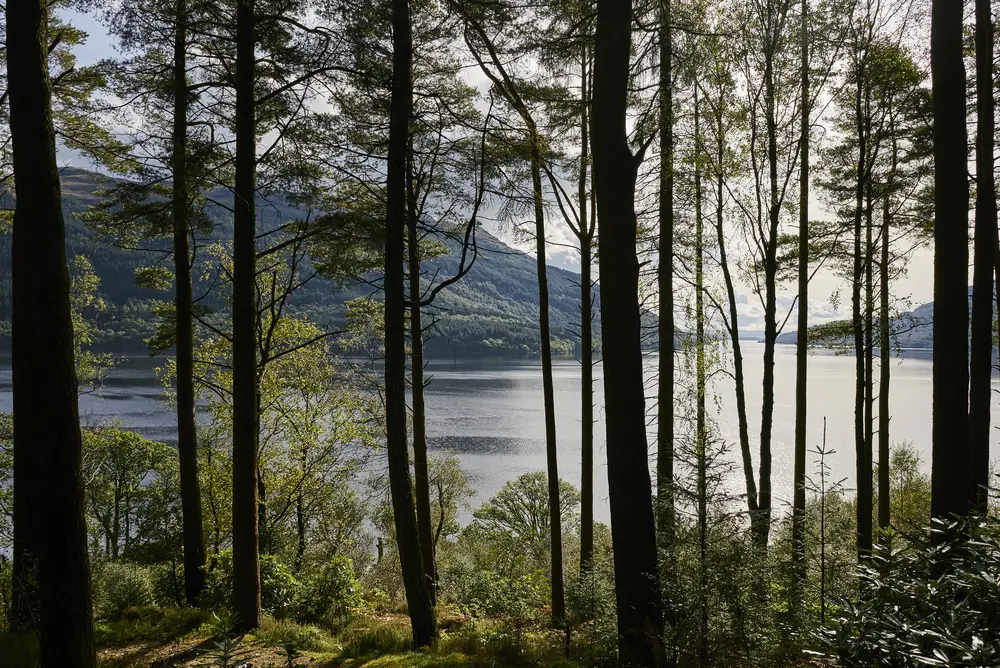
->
[86,609,537,668]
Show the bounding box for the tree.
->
[791,0,809,604]
[231,0,262,631]
[7,0,95,662]
[969,0,995,513]
[459,6,567,626]
[929,0,969,523]
[386,0,437,646]
[592,0,665,663]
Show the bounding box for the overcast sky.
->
[58,8,944,333]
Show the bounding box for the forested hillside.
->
[0,168,590,357]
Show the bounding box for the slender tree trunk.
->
[758,20,781,548]
[970,0,996,514]
[791,0,809,604]
[657,0,676,554]
[530,142,566,628]
[693,85,709,668]
[714,91,758,525]
[8,0,95,662]
[387,0,437,647]
[864,189,875,546]
[295,489,306,573]
[579,45,595,573]
[232,0,262,631]
[929,0,970,523]
[172,0,206,606]
[593,1,665,663]
[408,173,436,603]
[852,54,872,561]
[878,195,891,531]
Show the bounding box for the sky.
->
[57,9,943,334]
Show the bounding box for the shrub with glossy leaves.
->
[815,518,1000,666]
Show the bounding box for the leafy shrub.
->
[149,561,185,607]
[816,518,1000,666]
[455,569,545,624]
[96,562,156,619]
[294,556,362,622]
[201,551,302,617]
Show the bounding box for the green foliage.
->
[294,556,363,623]
[0,633,38,668]
[199,611,249,668]
[471,471,580,559]
[454,570,546,628]
[816,518,1000,666]
[94,562,157,620]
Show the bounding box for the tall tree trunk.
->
[579,44,595,573]
[408,173,436,603]
[929,0,970,523]
[232,0,262,631]
[593,1,665,663]
[852,54,872,561]
[713,86,758,527]
[758,11,781,548]
[172,0,206,606]
[863,189,875,548]
[387,0,437,647]
[8,0,95,662]
[878,195,891,531]
[530,143,566,628]
[657,0,676,555]
[970,0,996,514]
[693,85,709,668]
[791,0,809,603]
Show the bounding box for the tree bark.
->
[172,0,207,606]
[693,85,709,668]
[656,0,676,555]
[8,0,95,662]
[579,44,595,573]
[593,1,665,663]
[863,187,874,550]
[878,195,891,530]
[232,0,262,631]
[407,171,436,603]
[387,0,437,647]
[529,143,566,627]
[852,50,872,561]
[970,0,995,514]
[929,0,970,523]
[791,0,809,602]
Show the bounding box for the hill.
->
[0,168,595,358]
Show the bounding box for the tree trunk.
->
[970,0,995,514]
[863,188,874,549]
[172,0,206,606]
[929,0,970,523]
[8,0,95,662]
[657,0,675,555]
[408,173,436,603]
[791,0,809,603]
[852,55,872,561]
[529,142,566,628]
[579,45,595,573]
[878,195,891,531]
[593,1,665,663]
[693,85,709,668]
[758,20,781,548]
[387,0,437,647]
[232,0,262,631]
[714,95,758,527]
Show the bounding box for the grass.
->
[248,616,339,653]
[93,605,209,647]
